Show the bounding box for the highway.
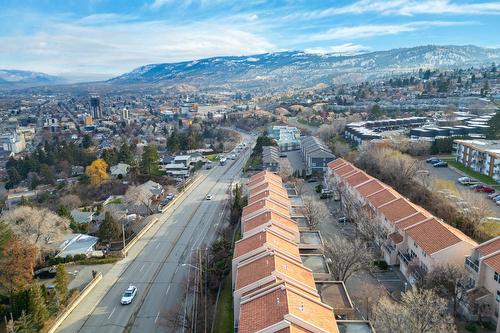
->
[57,133,253,333]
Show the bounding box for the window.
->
[414,241,418,249]
[497,291,500,302]
[422,251,427,258]
[495,272,499,282]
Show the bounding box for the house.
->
[262,145,280,171]
[301,136,335,175]
[327,158,478,286]
[110,163,130,178]
[173,155,192,167]
[70,209,96,225]
[232,170,372,332]
[138,180,164,201]
[71,166,85,176]
[56,234,98,258]
[463,237,500,328]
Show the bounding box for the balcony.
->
[465,256,479,273]
[398,252,413,266]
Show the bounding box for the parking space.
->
[423,163,500,217]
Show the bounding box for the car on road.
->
[165,193,175,201]
[121,286,137,305]
[426,157,441,164]
[457,177,480,185]
[205,194,213,200]
[433,161,448,167]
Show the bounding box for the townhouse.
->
[233,171,375,333]
[300,136,335,175]
[463,236,500,328]
[327,158,478,285]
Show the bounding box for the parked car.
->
[457,177,480,185]
[487,192,499,199]
[307,177,319,183]
[476,185,495,193]
[321,189,332,194]
[338,217,349,224]
[433,161,448,167]
[121,286,137,305]
[490,194,500,201]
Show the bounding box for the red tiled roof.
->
[355,179,385,197]
[328,158,348,170]
[367,189,399,208]
[249,171,282,183]
[344,171,371,187]
[242,198,290,219]
[248,190,290,207]
[395,213,430,230]
[379,197,418,224]
[405,218,464,255]
[476,237,500,257]
[243,211,298,235]
[234,229,300,260]
[483,252,500,272]
[334,164,357,177]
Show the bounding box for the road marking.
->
[139,264,145,272]
[107,307,116,320]
[174,265,179,274]
[155,243,160,249]
[165,285,171,296]
[155,311,160,323]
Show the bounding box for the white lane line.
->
[174,265,179,274]
[155,311,160,323]
[165,285,171,296]
[155,242,160,249]
[107,307,116,320]
[139,264,145,272]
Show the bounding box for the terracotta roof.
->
[249,182,287,197]
[344,171,371,187]
[379,197,418,224]
[405,218,464,255]
[483,252,500,272]
[248,190,290,207]
[242,198,290,220]
[238,282,338,333]
[243,211,298,235]
[250,171,282,183]
[394,213,430,230]
[234,229,300,260]
[476,237,500,257]
[328,158,348,170]
[334,164,357,177]
[355,179,385,197]
[366,188,399,208]
[388,232,403,244]
[249,176,282,189]
[235,252,315,291]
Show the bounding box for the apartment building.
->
[300,136,335,175]
[233,171,375,333]
[268,125,301,151]
[463,237,500,328]
[327,158,477,285]
[454,139,500,182]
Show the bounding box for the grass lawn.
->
[442,158,499,186]
[212,274,234,333]
[478,220,500,240]
[206,154,219,162]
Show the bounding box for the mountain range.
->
[2,45,500,91]
[109,45,500,91]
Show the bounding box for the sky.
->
[1,0,499,81]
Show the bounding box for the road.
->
[57,133,254,333]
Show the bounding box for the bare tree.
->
[324,236,374,282]
[3,206,69,249]
[374,289,456,333]
[420,264,469,316]
[317,124,336,142]
[125,185,154,214]
[459,191,493,239]
[358,284,386,320]
[290,178,305,196]
[301,196,330,230]
[355,207,388,249]
[59,194,82,210]
[278,159,293,182]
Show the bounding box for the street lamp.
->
[181,263,205,272]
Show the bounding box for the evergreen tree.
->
[28,285,48,329]
[98,212,121,245]
[54,264,68,304]
[118,142,133,165]
[82,135,93,149]
[167,128,181,153]
[485,110,500,140]
[140,145,160,176]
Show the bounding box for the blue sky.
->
[1,0,499,80]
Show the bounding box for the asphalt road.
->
[57,133,254,333]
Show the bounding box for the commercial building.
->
[453,140,500,182]
[90,96,102,119]
[300,136,335,175]
[268,125,301,151]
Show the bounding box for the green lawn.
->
[206,154,219,162]
[212,274,234,333]
[442,158,499,186]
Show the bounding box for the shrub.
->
[464,322,477,332]
[315,184,323,193]
[374,260,388,270]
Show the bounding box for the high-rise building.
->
[90,96,102,119]
[121,108,129,120]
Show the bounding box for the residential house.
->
[56,234,98,258]
[110,163,130,178]
[262,145,280,171]
[301,136,335,175]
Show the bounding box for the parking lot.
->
[423,162,500,218]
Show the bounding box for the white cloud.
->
[310,21,476,41]
[304,43,369,55]
[303,0,500,18]
[0,20,274,79]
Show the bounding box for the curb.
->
[46,272,103,333]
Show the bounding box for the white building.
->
[454,139,500,182]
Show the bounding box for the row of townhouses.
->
[326,158,500,328]
[232,171,374,333]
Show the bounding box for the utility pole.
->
[122,224,126,250]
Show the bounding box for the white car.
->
[121,286,137,305]
[206,194,213,200]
